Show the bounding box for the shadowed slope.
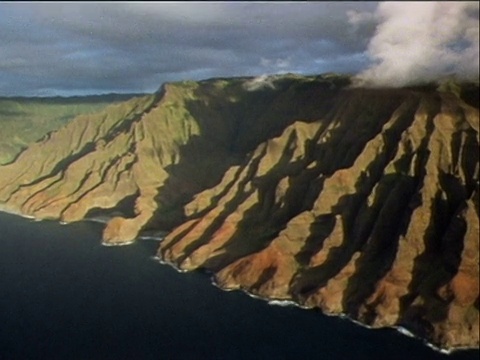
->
[159,85,479,351]
[0,75,477,351]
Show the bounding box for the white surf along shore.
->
[0,203,476,355]
[0,203,166,244]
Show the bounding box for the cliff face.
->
[160,86,479,350]
[0,75,347,243]
[0,75,478,350]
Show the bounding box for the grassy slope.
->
[0,94,142,165]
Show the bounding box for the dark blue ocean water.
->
[0,212,478,360]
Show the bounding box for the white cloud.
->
[243,74,277,91]
[357,1,479,87]
[346,9,375,27]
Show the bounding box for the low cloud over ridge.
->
[357,2,479,87]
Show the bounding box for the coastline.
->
[151,250,479,356]
[0,206,477,355]
[0,204,165,245]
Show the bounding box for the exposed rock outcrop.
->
[0,74,477,351]
[159,84,479,351]
[0,75,348,244]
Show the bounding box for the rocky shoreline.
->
[0,203,477,355]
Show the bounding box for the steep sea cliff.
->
[0,74,478,351]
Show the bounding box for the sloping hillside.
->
[0,74,477,351]
[0,94,141,164]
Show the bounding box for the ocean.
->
[0,212,478,360]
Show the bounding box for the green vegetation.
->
[0,94,140,164]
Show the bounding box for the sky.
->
[0,1,478,96]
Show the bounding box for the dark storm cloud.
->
[0,2,382,96]
[0,2,376,96]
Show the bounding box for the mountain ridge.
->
[0,73,478,351]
